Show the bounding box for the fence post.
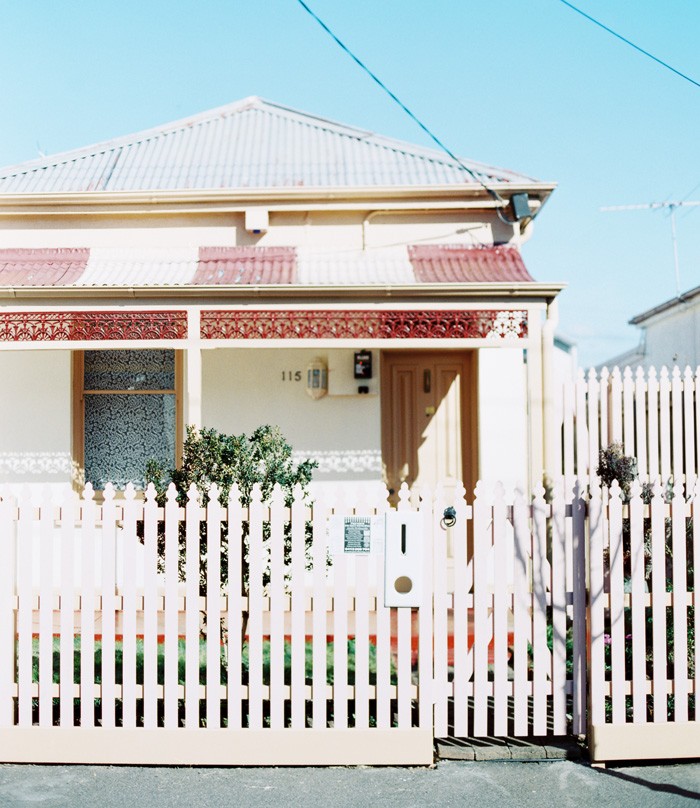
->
[588,480,605,728]
[570,479,587,736]
[628,480,646,724]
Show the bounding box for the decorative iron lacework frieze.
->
[0,311,187,341]
[200,309,528,340]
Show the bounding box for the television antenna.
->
[600,200,700,296]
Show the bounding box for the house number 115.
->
[281,371,302,381]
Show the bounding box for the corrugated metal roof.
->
[408,244,534,283]
[0,97,541,194]
[76,247,198,286]
[0,248,89,285]
[193,246,297,284]
[0,244,535,286]
[297,249,415,286]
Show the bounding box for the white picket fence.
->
[0,478,589,765]
[0,472,695,765]
[0,481,433,765]
[561,365,700,486]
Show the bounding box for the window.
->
[74,349,181,488]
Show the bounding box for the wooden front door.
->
[381,351,477,495]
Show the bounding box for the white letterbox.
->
[384,511,423,607]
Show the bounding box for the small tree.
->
[145,425,317,637]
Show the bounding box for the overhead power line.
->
[558,0,700,90]
[294,0,521,222]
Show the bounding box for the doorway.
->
[381,351,477,496]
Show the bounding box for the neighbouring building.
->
[603,285,700,372]
[0,96,564,498]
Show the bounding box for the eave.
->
[0,281,565,305]
[0,182,557,217]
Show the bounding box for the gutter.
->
[0,183,557,216]
[0,282,566,304]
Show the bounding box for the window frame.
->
[72,349,183,491]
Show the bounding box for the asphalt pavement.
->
[0,759,698,808]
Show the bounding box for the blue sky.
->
[2,0,700,368]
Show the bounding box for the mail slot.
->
[384,511,423,607]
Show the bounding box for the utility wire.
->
[294,0,514,216]
[558,0,700,90]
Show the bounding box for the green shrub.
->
[145,425,317,638]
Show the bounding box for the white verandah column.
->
[185,308,202,431]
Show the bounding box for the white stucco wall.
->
[477,347,528,493]
[202,348,382,484]
[640,305,700,371]
[0,350,73,491]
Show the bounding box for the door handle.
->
[425,406,436,416]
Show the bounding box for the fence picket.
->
[311,492,328,730]
[659,367,671,483]
[184,484,201,730]
[635,367,648,480]
[623,367,635,457]
[599,367,610,454]
[472,481,491,736]
[550,481,568,735]
[650,480,667,723]
[0,490,15,728]
[247,484,264,730]
[16,488,33,728]
[101,485,118,728]
[143,484,159,729]
[163,485,179,729]
[120,484,138,729]
[431,484,449,736]
[648,367,660,482]
[671,482,689,721]
[79,485,96,728]
[38,489,53,728]
[492,483,509,736]
[512,489,530,735]
[575,369,589,480]
[332,500,349,730]
[672,368,684,487]
[451,483,469,737]
[683,368,695,492]
[206,483,223,730]
[353,551,370,729]
[371,487,391,731]
[610,367,622,446]
[417,485,434,733]
[268,484,285,731]
[531,485,549,736]
[226,483,244,730]
[290,484,306,729]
